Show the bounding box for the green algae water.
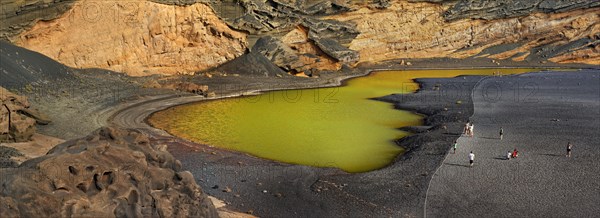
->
[149,69,538,172]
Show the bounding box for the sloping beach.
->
[426,70,600,217]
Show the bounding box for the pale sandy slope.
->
[426,69,600,217]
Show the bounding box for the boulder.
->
[0,127,218,218]
[1,86,48,142]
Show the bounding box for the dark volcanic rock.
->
[312,38,360,63]
[411,0,600,21]
[303,18,359,45]
[0,127,218,217]
[217,49,287,77]
[252,36,302,72]
[369,0,391,9]
[0,0,75,40]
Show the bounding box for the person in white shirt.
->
[506,151,511,160]
[469,123,474,137]
[469,151,475,167]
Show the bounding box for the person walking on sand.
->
[566,142,573,157]
[469,123,474,137]
[469,151,475,167]
[464,122,470,136]
[512,148,519,158]
[499,127,504,140]
[453,141,458,154]
[506,151,511,160]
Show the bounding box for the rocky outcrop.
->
[215,0,361,69]
[223,0,353,34]
[252,30,342,75]
[410,0,600,20]
[14,0,247,76]
[0,127,218,217]
[328,1,600,65]
[1,86,50,142]
[0,0,75,40]
[253,36,302,72]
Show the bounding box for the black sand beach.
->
[426,70,600,217]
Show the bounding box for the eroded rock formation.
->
[328,1,599,65]
[0,127,218,217]
[1,86,50,142]
[411,0,600,20]
[13,0,247,76]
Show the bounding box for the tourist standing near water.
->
[499,127,503,140]
[469,151,475,167]
[567,142,573,157]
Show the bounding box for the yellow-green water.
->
[149,69,538,172]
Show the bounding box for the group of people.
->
[464,122,474,137]
[506,148,519,160]
[454,124,575,167]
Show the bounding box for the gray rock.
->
[303,18,359,44]
[411,0,600,21]
[312,38,360,63]
[216,49,287,77]
[252,36,302,72]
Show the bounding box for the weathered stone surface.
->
[312,38,360,63]
[0,127,218,217]
[0,0,75,40]
[14,0,247,76]
[252,36,302,72]
[410,0,600,20]
[303,18,359,44]
[0,86,43,142]
[328,1,600,65]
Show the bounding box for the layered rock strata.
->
[328,1,599,65]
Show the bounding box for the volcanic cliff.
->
[3,0,598,76]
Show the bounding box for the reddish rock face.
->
[1,87,36,142]
[0,127,218,218]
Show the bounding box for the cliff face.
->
[13,0,247,76]
[4,0,600,77]
[328,1,599,65]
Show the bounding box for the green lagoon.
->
[149,69,538,172]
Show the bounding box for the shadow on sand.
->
[444,163,471,168]
[538,153,563,157]
[480,136,499,140]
